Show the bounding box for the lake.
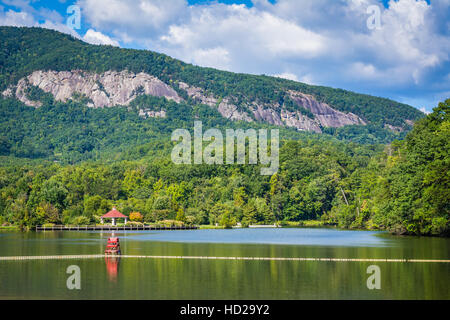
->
[0,228,448,299]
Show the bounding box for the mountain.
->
[0,27,423,145]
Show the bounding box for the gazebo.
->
[101,207,128,226]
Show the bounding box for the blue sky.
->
[0,0,448,113]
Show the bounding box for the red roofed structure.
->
[101,207,128,226]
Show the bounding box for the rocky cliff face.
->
[4,70,367,132]
[178,82,253,122]
[288,91,366,128]
[3,70,182,108]
[179,82,365,132]
[250,103,323,133]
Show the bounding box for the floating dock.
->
[35,225,198,231]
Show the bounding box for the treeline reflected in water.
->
[0,230,448,299]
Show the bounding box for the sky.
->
[0,0,448,113]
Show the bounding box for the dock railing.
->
[35,225,198,231]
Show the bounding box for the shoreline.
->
[1,222,448,237]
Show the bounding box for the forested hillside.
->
[0,100,448,236]
[0,94,326,162]
[328,99,450,235]
[0,26,424,148]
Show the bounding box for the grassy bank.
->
[198,225,226,230]
[0,225,19,231]
[281,220,335,228]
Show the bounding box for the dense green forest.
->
[0,94,332,162]
[0,100,448,236]
[327,99,450,235]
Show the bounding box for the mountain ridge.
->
[0,26,424,136]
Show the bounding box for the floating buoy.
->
[105,237,121,255]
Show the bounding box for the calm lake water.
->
[0,228,448,299]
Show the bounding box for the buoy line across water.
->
[0,255,449,263]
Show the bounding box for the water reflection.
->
[104,256,120,282]
[0,229,448,299]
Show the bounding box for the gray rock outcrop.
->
[288,91,366,128]
[4,70,182,108]
[178,82,253,122]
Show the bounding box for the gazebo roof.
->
[102,208,127,218]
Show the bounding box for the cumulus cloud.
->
[274,73,299,82]
[83,29,120,46]
[0,3,80,38]
[357,0,447,82]
[76,1,449,92]
[78,0,187,44]
[157,4,327,74]
[191,47,231,70]
[0,7,35,26]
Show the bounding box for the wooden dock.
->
[35,225,198,231]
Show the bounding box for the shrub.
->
[151,209,170,221]
[71,216,91,226]
[185,215,196,226]
[129,212,144,222]
[126,221,144,226]
[160,219,184,227]
[42,223,55,228]
[144,213,156,223]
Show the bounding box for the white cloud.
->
[299,74,315,85]
[75,0,449,88]
[351,62,378,79]
[420,107,431,114]
[78,0,187,44]
[191,47,231,70]
[154,2,328,75]
[83,29,119,46]
[274,72,299,82]
[0,8,35,26]
[366,0,444,71]
[248,12,326,58]
[0,5,80,38]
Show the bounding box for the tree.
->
[83,195,109,221]
[9,193,30,228]
[175,208,186,223]
[35,202,60,224]
[0,136,11,155]
[129,211,143,222]
[373,99,450,235]
[243,199,258,225]
[40,179,68,211]
[219,211,236,229]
